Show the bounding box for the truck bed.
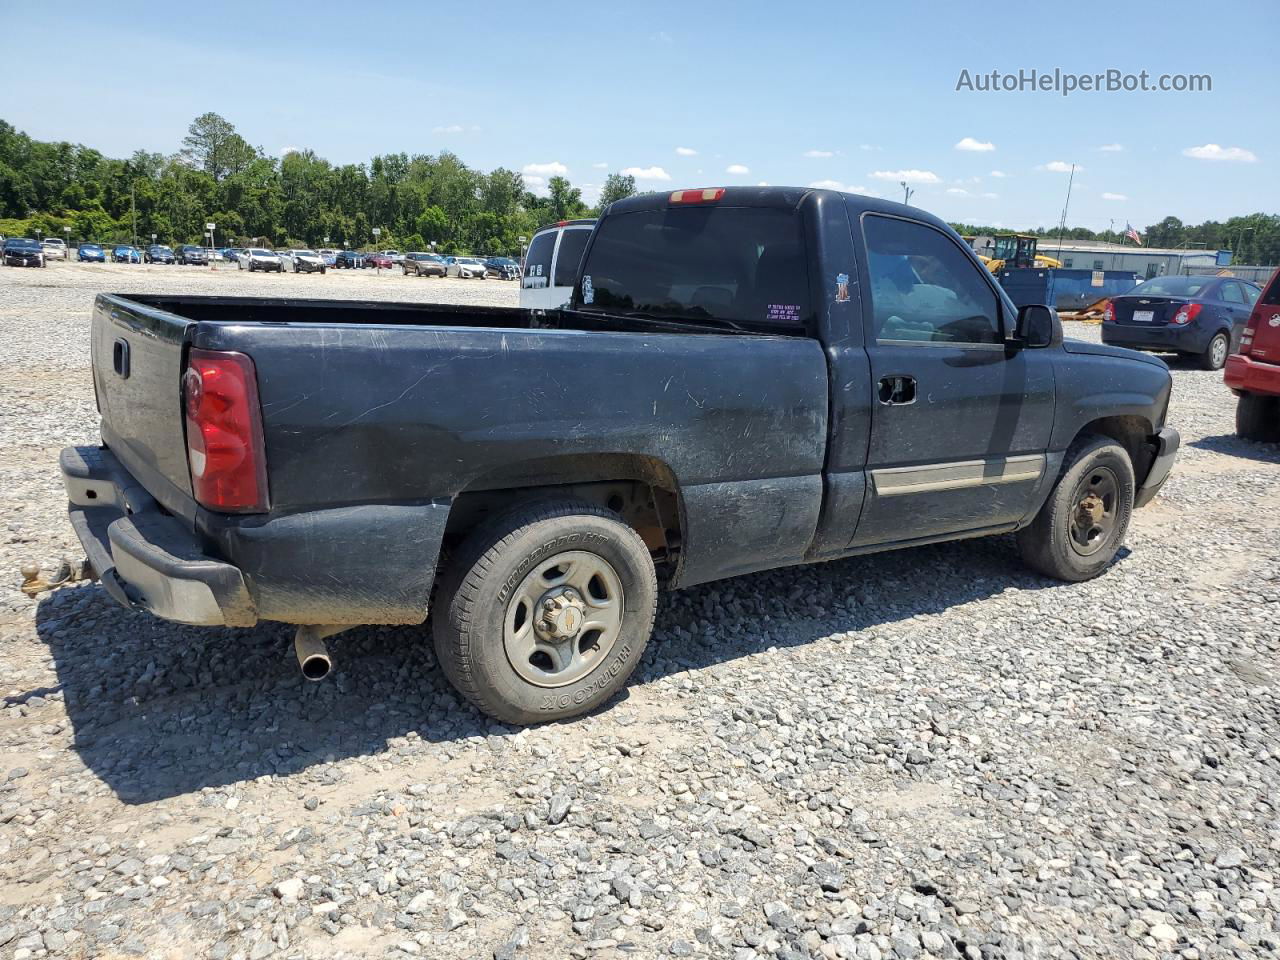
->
[88,291,830,624]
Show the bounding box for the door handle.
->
[877,375,916,405]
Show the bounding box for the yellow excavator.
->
[982,234,1062,273]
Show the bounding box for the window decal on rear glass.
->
[836,273,850,302]
[581,275,594,304]
[766,303,800,323]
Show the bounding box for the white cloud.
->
[946,187,969,195]
[523,161,568,176]
[591,162,609,169]
[1101,192,1128,201]
[980,192,998,200]
[279,146,298,156]
[757,181,770,186]
[869,169,939,184]
[1099,143,1124,152]
[675,146,698,156]
[621,165,672,181]
[1038,161,1081,173]
[859,144,878,151]
[1182,143,1258,163]
[432,124,465,134]
[955,137,995,152]
[989,170,1008,178]
[804,149,834,158]
[809,180,876,195]
[522,175,545,187]
[726,163,750,175]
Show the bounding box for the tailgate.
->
[92,294,194,508]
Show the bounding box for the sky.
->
[3,0,1277,232]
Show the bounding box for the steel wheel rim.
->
[1069,466,1119,557]
[503,550,625,688]
[1211,336,1227,368]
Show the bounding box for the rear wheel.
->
[432,500,657,724]
[1016,435,1135,581]
[1201,331,1229,371]
[1236,392,1280,442]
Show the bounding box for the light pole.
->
[206,222,216,270]
[518,235,527,265]
[63,225,71,256]
[372,227,382,275]
[1236,226,1255,264]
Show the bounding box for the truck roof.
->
[605,185,955,235]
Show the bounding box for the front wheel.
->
[433,500,657,724]
[1200,332,1229,371]
[1236,392,1280,443]
[1016,435,1135,581]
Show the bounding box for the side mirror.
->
[1014,303,1060,349]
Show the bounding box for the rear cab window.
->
[575,205,811,332]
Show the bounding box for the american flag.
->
[1125,223,1143,246]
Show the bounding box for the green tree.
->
[180,113,257,182]
[599,172,636,208]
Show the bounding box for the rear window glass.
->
[553,228,591,287]
[523,231,555,288]
[1133,276,1209,297]
[577,206,810,329]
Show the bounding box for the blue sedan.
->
[77,243,106,263]
[112,245,142,264]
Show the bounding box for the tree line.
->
[0,113,638,255]
[1,113,1276,264]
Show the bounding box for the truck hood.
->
[1062,336,1169,368]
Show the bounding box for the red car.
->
[1224,266,1280,442]
[365,253,394,270]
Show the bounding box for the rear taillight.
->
[183,348,269,512]
[1240,304,1262,354]
[1103,301,1115,323]
[669,188,725,204]
[1172,303,1202,325]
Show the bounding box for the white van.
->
[519,219,595,311]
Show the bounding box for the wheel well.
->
[442,455,684,582]
[1075,415,1154,480]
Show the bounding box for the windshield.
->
[577,205,810,329]
[250,248,273,256]
[153,246,172,253]
[1126,276,1210,297]
[80,244,102,252]
[295,250,317,257]
[9,239,40,249]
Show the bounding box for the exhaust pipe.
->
[294,625,335,681]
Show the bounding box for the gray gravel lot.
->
[1,261,1278,960]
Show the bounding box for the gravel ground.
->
[1,261,1278,960]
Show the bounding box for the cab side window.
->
[862,215,1002,345]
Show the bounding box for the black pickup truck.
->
[57,187,1178,723]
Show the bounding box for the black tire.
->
[433,500,657,724]
[1015,435,1135,582]
[1200,331,1229,371]
[1236,392,1280,443]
